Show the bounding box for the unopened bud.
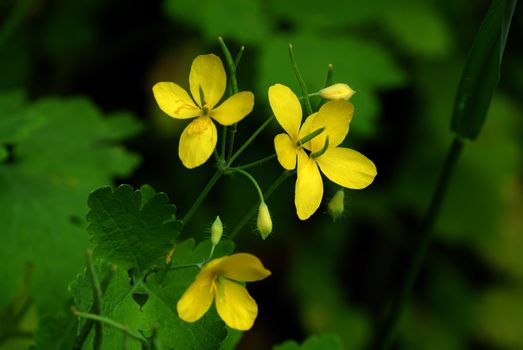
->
[319,83,355,100]
[257,202,272,239]
[328,189,345,221]
[211,216,223,246]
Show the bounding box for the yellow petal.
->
[215,278,258,331]
[211,91,254,126]
[189,54,226,108]
[309,100,353,152]
[214,253,271,282]
[316,147,377,189]
[176,273,215,323]
[152,82,200,119]
[268,84,302,141]
[179,116,217,169]
[295,150,323,220]
[274,133,297,170]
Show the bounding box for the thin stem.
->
[170,263,202,271]
[218,36,238,94]
[236,154,276,170]
[74,266,116,350]
[227,168,264,202]
[73,310,149,349]
[86,251,103,350]
[230,170,294,239]
[325,64,334,87]
[288,44,313,116]
[375,137,465,350]
[182,169,223,226]
[221,125,228,160]
[225,46,245,162]
[228,115,275,166]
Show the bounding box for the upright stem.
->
[182,170,223,226]
[375,137,465,350]
[289,44,313,116]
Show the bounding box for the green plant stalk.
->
[229,170,294,239]
[288,44,313,116]
[74,310,149,349]
[227,168,264,202]
[228,115,275,166]
[182,169,223,226]
[74,266,116,350]
[236,154,276,170]
[375,137,465,350]
[226,47,246,162]
[86,251,103,350]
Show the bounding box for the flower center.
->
[202,104,211,116]
[187,117,211,136]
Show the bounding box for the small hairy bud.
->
[211,216,223,246]
[328,189,345,221]
[257,202,272,240]
[319,83,355,100]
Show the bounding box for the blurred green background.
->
[1,0,522,349]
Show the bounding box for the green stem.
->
[288,44,313,116]
[236,154,276,170]
[73,310,149,349]
[182,170,223,226]
[227,168,264,202]
[170,263,202,271]
[228,115,275,166]
[230,170,294,239]
[73,266,116,350]
[86,251,103,350]
[218,37,238,94]
[221,125,228,160]
[375,137,465,350]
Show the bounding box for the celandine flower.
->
[177,253,271,330]
[153,54,254,168]
[269,83,377,220]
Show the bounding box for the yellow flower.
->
[153,54,254,168]
[177,253,271,330]
[269,83,377,220]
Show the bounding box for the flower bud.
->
[319,83,355,100]
[328,189,345,221]
[211,216,223,246]
[257,202,272,239]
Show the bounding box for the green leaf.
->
[87,184,182,273]
[34,311,78,350]
[273,334,342,350]
[71,239,235,350]
[382,4,453,58]
[0,90,43,144]
[477,287,523,348]
[0,95,141,315]
[268,0,391,29]
[163,0,271,44]
[451,0,517,139]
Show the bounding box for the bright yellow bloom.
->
[153,54,254,168]
[269,83,377,220]
[177,253,271,331]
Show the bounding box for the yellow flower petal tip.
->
[153,54,254,168]
[319,83,356,100]
[269,84,376,220]
[177,253,270,331]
